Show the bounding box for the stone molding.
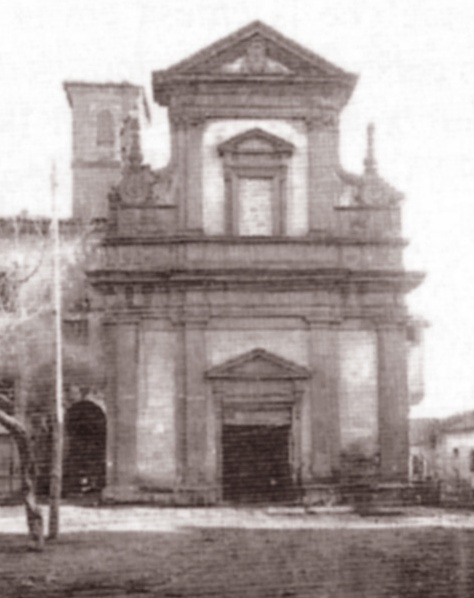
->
[73,159,121,169]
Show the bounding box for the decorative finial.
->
[121,115,143,169]
[128,118,143,168]
[364,122,377,174]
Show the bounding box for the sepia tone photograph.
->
[0,1,474,595]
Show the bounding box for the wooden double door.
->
[222,424,295,503]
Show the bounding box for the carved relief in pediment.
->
[220,39,291,74]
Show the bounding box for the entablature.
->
[87,236,407,276]
[87,267,424,300]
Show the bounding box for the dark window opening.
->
[412,454,423,478]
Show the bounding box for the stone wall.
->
[64,83,142,222]
[137,329,177,487]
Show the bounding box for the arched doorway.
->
[64,401,106,495]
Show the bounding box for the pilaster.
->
[114,320,139,487]
[377,324,409,481]
[184,317,209,487]
[307,117,339,234]
[171,116,188,231]
[185,119,205,232]
[308,321,340,479]
[103,320,118,487]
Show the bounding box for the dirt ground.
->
[2,505,474,597]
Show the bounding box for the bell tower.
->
[63,82,144,222]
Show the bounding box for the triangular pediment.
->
[154,21,355,81]
[218,128,294,156]
[206,348,310,380]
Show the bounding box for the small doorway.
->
[222,424,293,503]
[64,401,106,495]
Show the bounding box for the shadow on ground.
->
[1,523,474,597]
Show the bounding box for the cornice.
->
[0,217,105,238]
[101,234,408,247]
[87,268,424,295]
[73,159,121,170]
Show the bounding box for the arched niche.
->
[63,399,106,495]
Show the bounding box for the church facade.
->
[52,21,423,504]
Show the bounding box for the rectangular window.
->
[238,177,273,236]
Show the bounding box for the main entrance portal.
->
[206,348,310,505]
[222,424,293,503]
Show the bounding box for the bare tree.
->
[0,217,54,550]
[0,213,104,548]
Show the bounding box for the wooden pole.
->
[48,162,63,539]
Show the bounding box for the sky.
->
[1,0,474,417]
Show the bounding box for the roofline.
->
[63,81,140,106]
[440,410,474,433]
[63,81,151,122]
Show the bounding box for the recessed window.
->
[412,454,423,477]
[238,178,273,236]
[218,128,293,237]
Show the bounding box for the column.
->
[308,322,340,479]
[377,324,409,481]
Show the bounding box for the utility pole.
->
[48,162,63,539]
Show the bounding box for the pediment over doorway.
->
[206,348,310,380]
